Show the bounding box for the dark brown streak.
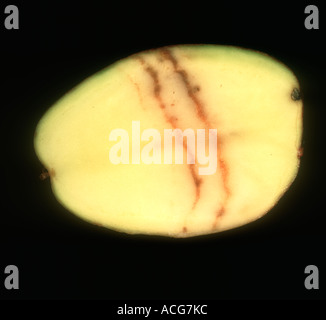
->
[212,207,225,229]
[144,65,166,110]
[161,48,231,229]
[137,56,176,127]
[160,49,208,125]
[137,56,200,209]
[189,164,203,209]
[160,49,206,210]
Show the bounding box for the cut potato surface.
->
[34,44,303,237]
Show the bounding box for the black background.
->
[1,1,325,300]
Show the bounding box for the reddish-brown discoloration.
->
[39,170,49,181]
[160,49,208,125]
[218,157,231,198]
[143,64,166,110]
[138,57,200,209]
[137,48,231,230]
[127,75,143,106]
[182,226,188,233]
[161,48,231,228]
[212,207,225,229]
[297,147,304,159]
[189,164,203,209]
[49,168,56,178]
[39,168,55,180]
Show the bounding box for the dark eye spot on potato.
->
[291,88,301,101]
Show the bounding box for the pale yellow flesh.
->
[34,45,303,237]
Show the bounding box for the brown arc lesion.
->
[136,55,202,211]
[160,49,208,125]
[160,48,231,230]
[189,163,202,209]
[136,47,231,231]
